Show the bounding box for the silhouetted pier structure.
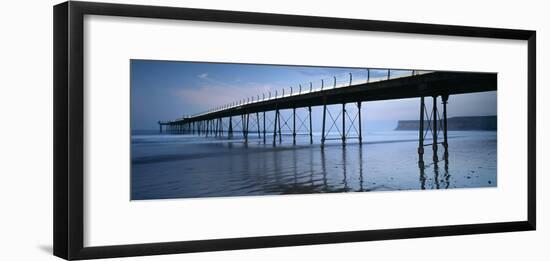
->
[159,69,496,165]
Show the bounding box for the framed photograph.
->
[54,1,536,260]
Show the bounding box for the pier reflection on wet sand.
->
[131,131,495,200]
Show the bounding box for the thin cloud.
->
[198,73,208,79]
[175,83,278,114]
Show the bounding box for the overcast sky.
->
[131,60,497,131]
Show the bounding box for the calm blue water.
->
[131,131,497,200]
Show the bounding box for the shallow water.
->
[131,131,497,200]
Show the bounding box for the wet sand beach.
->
[131,131,496,200]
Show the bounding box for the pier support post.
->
[256,112,261,138]
[342,103,346,145]
[418,96,425,166]
[357,101,362,145]
[308,106,313,144]
[228,116,233,138]
[213,120,216,136]
[242,114,249,143]
[211,120,214,136]
[206,120,210,137]
[219,118,223,137]
[158,122,162,133]
[321,97,327,147]
[293,107,296,145]
[442,94,449,160]
[220,118,224,137]
[273,108,279,146]
[215,118,219,137]
[246,113,250,143]
[241,114,246,142]
[263,111,265,144]
[278,109,282,144]
[432,96,438,162]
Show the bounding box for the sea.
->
[131,130,497,200]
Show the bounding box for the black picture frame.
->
[53,1,536,260]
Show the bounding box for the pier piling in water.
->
[293,107,296,145]
[342,103,346,145]
[418,96,425,167]
[442,94,449,160]
[416,93,450,166]
[432,96,438,162]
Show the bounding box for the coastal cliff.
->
[395,116,497,131]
